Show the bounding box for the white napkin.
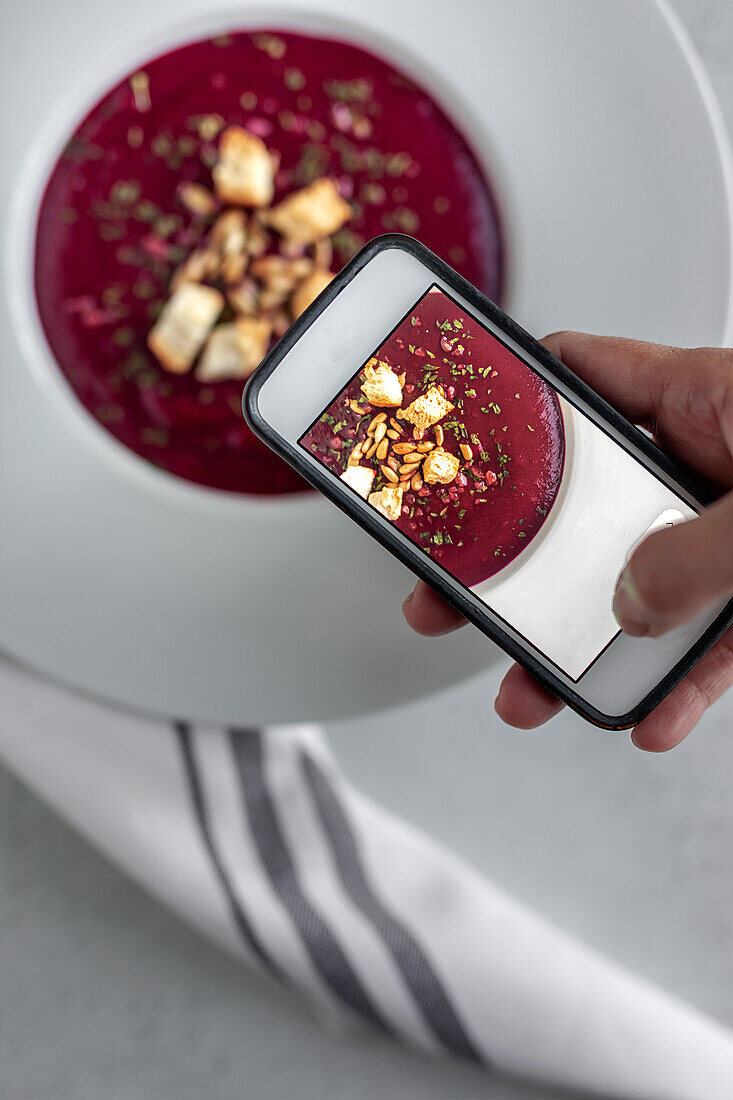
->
[2,653,732,1098]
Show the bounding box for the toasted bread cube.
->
[250,254,313,290]
[368,485,404,522]
[195,318,272,382]
[169,247,220,292]
[402,386,454,433]
[245,217,270,257]
[340,465,375,499]
[209,209,250,284]
[234,317,273,374]
[147,284,224,374]
[291,270,334,319]
[211,209,248,254]
[250,254,312,311]
[212,126,275,207]
[227,278,259,317]
[264,178,351,243]
[422,447,460,485]
[360,359,403,407]
[178,182,219,218]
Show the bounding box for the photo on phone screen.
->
[298,286,695,682]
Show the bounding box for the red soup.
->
[35,29,503,494]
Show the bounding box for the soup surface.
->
[35,29,504,493]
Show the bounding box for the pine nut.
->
[404,451,423,464]
[381,464,399,483]
[411,472,423,491]
[386,429,400,440]
[368,413,387,432]
[374,422,387,444]
[393,442,414,455]
[389,418,403,432]
[376,438,389,461]
[399,462,421,477]
[366,439,379,459]
[416,442,434,452]
[459,442,473,461]
[413,427,424,440]
[434,425,444,446]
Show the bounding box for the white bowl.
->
[2,0,731,723]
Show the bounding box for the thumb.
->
[613,491,733,637]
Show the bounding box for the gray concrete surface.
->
[3,1,733,1097]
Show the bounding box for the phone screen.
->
[299,286,695,681]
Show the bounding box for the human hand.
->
[402,333,733,751]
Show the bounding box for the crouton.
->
[212,126,275,207]
[209,208,250,284]
[178,182,219,218]
[227,279,259,317]
[169,247,220,292]
[291,270,334,319]
[147,283,224,374]
[422,447,461,485]
[402,386,454,434]
[368,485,404,522]
[340,465,375,499]
[210,208,248,254]
[264,178,351,243]
[360,359,403,407]
[195,318,272,382]
[245,216,270,257]
[249,254,314,310]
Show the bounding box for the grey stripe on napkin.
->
[175,723,284,979]
[299,749,483,1063]
[229,728,392,1034]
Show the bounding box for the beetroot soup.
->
[34,30,503,494]
[300,287,564,586]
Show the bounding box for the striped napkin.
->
[2,653,733,1098]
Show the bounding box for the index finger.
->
[541,331,677,428]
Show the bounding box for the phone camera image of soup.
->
[300,286,696,682]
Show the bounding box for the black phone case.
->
[244,233,733,730]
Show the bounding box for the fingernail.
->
[401,592,414,614]
[612,566,651,637]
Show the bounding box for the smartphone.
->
[244,235,733,729]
